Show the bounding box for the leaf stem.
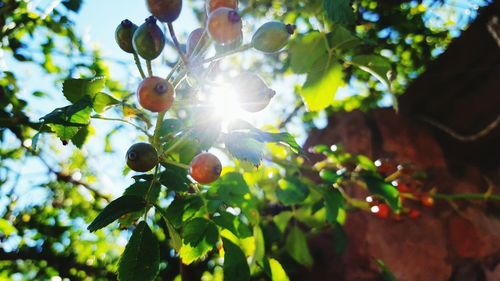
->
[146,60,153,77]
[133,52,147,79]
[143,165,160,221]
[201,43,253,65]
[91,115,150,136]
[167,22,188,66]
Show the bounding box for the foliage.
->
[0,0,490,280]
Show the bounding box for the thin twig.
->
[167,22,188,66]
[147,60,153,77]
[419,114,500,142]
[278,102,303,129]
[91,115,151,136]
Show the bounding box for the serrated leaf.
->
[179,239,213,265]
[324,0,355,25]
[301,58,344,112]
[118,221,159,281]
[163,196,204,228]
[214,172,250,206]
[362,174,401,212]
[222,237,250,281]
[43,98,92,141]
[159,119,183,136]
[62,77,105,104]
[154,204,182,252]
[351,55,392,88]
[123,180,161,202]
[159,163,190,192]
[92,92,120,113]
[71,125,90,148]
[289,32,327,74]
[285,226,313,268]
[252,225,265,265]
[87,196,146,232]
[183,218,219,247]
[256,132,305,155]
[276,177,309,206]
[225,132,264,166]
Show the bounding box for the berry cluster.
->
[114,0,296,184]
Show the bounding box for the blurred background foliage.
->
[0,0,487,280]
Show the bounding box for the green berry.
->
[147,0,182,23]
[126,142,159,172]
[115,19,138,53]
[214,31,242,54]
[133,16,166,60]
[251,21,295,54]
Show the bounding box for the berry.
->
[214,31,242,54]
[421,194,434,207]
[189,153,222,184]
[408,209,421,219]
[146,0,182,23]
[126,142,159,172]
[115,19,138,53]
[207,8,242,44]
[232,72,276,112]
[133,16,166,60]
[186,28,208,56]
[372,203,390,219]
[137,76,174,112]
[251,21,295,54]
[206,0,238,14]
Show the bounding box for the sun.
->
[209,83,251,124]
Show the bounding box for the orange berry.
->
[137,76,174,112]
[207,8,242,44]
[206,0,238,14]
[189,153,222,184]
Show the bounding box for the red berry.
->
[206,0,238,14]
[137,76,174,112]
[395,182,411,193]
[408,209,421,219]
[189,153,222,184]
[375,158,396,176]
[372,203,390,219]
[421,194,434,207]
[146,0,182,23]
[207,8,242,44]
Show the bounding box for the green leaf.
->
[213,212,252,238]
[256,132,305,155]
[326,25,361,51]
[320,187,343,224]
[301,58,344,112]
[183,218,219,247]
[0,218,17,236]
[179,240,214,265]
[62,77,105,104]
[333,222,347,254]
[252,225,265,265]
[362,174,401,212]
[154,204,182,252]
[276,177,309,206]
[43,98,92,141]
[32,132,41,151]
[118,221,160,281]
[159,162,190,192]
[71,125,90,148]
[192,122,222,151]
[159,119,183,136]
[351,55,392,88]
[123,180,161,202]
[222,237,250,281]
[163,196,204,228]
[289,32,327,74]
[87,196,146,232]
[268,258,290,281]
[273,211,293,233]
[92,92,120,113]
[285,226,313,268]
[319,169,342,183]
[214,172,250,206]
[225,132,264,166]
[324,0,355,25]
